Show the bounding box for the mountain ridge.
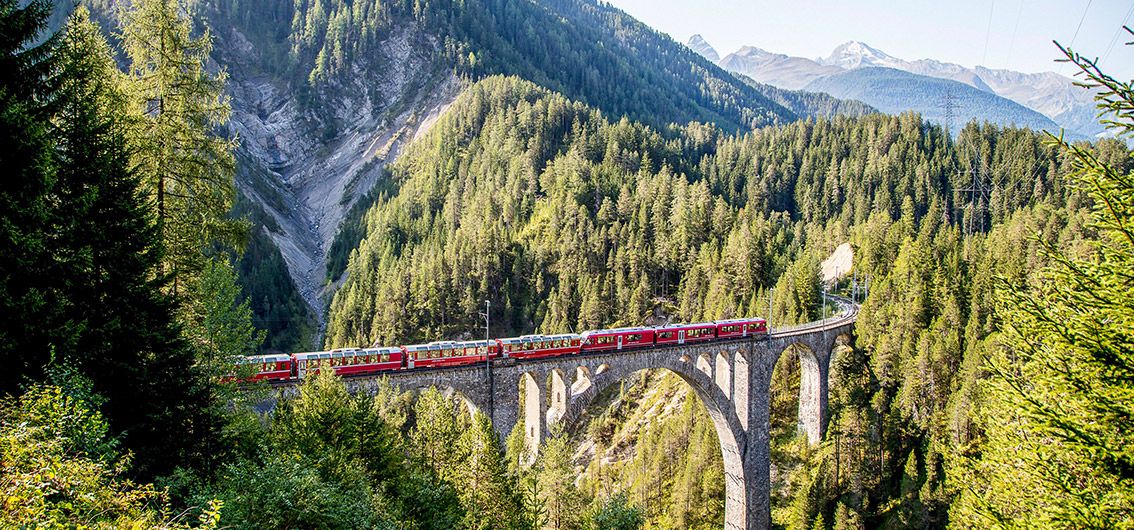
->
[695,36,1102,138]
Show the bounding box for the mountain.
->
[686,33,719,62]
[705,38,1102,138]
[737,76,875,120]
[803,67,1061,132]
[820,40,905,70]
[717,45,842,90]
[685,38,874,120]
[970,66,1103,137]
[58,0,851,341]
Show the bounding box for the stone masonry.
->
[275,308,856,530]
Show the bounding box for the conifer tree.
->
[52,7,222,480]
[184,258,265,386]
[458,411,530,530]
[0,0,61,393]
[538,432,588,530]
[952,44,1134,530]
[119,0,243,296]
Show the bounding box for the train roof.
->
[424,340,491,347]
[653,322,716,330]
[714,318,766,325]
[238,353,291,364]
[501,334,580,343]
[293,351,337,360]
[581,327,651,335]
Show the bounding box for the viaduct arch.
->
[277,302,857,530]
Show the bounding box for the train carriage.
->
[293,351,332,379]
[501,334,582,359]
[580,327,655,352]
[715,318,768,339]
[653,323,718,346]
[238,353,293,382]
[405,340,498,369]
[333,346,404,376]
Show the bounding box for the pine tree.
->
[119,0,244,297]
[458,412,530,530]
[952,45,1134,529]
[0,0,61,393]
[538,433,588,530]
[411,387,470,482]
[585,492,644,530]
[184,258,265,385]
[51,7,223,480]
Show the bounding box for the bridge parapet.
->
[268,297,858,530]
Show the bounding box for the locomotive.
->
[238,317,767,382]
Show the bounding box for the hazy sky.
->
[605,0,1134,80]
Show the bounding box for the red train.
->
[237,318,767,382]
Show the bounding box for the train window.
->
[626,334,641,342]
[659,331,673,339]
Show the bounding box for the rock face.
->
[217,25,461,318]
[820,243,853,287]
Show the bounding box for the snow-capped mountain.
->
[718,46,841,90]
[686,34,720,63]
[690,36,1103,138]
[820,40,906,70]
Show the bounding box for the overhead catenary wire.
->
[1070,0,1094,49]
[1005,0,1025,64]
[982,0,997,65]
[1101,1,1134,64]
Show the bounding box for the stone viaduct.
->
[276,301,857,530]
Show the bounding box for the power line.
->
[1070,0,1095,49]
[982,0,997,64]
[1102,2,1134,63]
[1006,0,1025,64]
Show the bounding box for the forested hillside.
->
[206,0,797,132]
[6,1,1134,529]
[324,71,1131,529]
[324,75,1079,348]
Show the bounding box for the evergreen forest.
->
[2,0,1132,529]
